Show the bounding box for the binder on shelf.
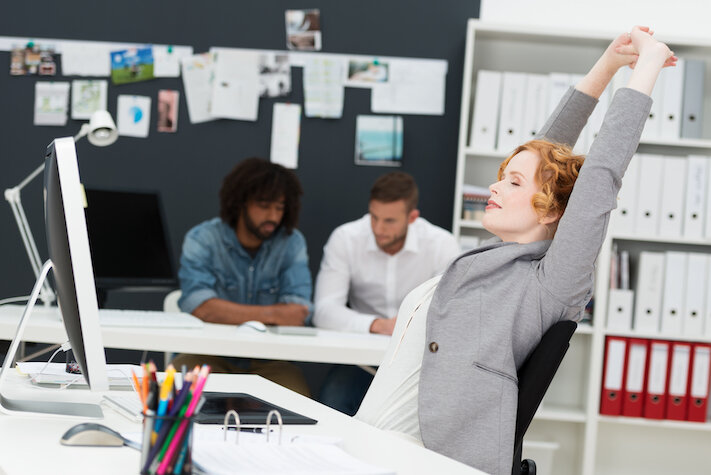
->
[611,67,632,96]
[705,254,711,339]
[660,251,688,336]
[684,155,708,239]
[659,58,685,141]
[520,73,548,141]
[496,72,527,153]
[600,336,627,416]
[606,289,634,332]
[469,70,502,151]
[586,84,610,145]
[611,154,640,235]
[569,74,588,154]
[633,252,665,333]
[683,252,707,337]
[657,156,686,239]
[681,59,705,140]
[622,338,648,418]
[547,73,571,117]
[644,340,670,419]
[666,342,692,421]
[634,154,664,236]
[687,344,711,422]
[641,72,663,141]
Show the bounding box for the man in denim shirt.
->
[174,158,312,394]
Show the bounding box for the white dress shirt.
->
[313,214,460,333]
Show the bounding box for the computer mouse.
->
[240,320,268,332]
[60,422,125,447]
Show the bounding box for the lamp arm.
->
[74,124,90,143]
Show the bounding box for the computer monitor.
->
[0,137,108,418]
[83,187,176,292]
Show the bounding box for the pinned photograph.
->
[157,90,179,132]
[10,44,57,76]
[117,95,151,138]
[355,115,403,167]
[259,53,291,98]
[111,47,155,85]
[346,59,389,87]
[34,82,70,126]
[285,9,322,51]
[71,80,108,120]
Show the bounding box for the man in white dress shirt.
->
[313,171,460,414]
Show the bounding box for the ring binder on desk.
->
[222,408,284,445]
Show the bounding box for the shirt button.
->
[429,342,439,353]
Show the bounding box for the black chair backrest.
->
[513,320,577,459]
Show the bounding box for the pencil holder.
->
[140,412,196,475]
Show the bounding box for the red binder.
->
[643,340,670,420]
[666,342,692,421]
[687,343,711,422]
[600,336,627,416]
[622,338,648,417]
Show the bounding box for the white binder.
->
[681,59,705,139]
[586,84,610,146]
[496,72,527,153]
[633,251,665,333]
[684,155,708,239]
[660,251,688,336]
[634,154,664,236]
[641,72,663,141]
[547,73,571,117]
[611,67,632,95]
[659,58,685,141]
[469,70,502,152]
[658,156,687,238]
[611,155,641,235]
[704,254,711,338]
[683,252,707,337]
[607,289,634,331]
[520,73,549,141]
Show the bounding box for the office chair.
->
[512,320,577,475]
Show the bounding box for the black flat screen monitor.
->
[83,188,177,290]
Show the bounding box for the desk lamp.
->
[4,110,118,305]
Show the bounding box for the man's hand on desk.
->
[267,303,309,326]
[191,298,308,326]
[369,316,397,335]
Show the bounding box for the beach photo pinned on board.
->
[157,90,179,132]
[259,53,291,98]
[355,115,403,167]
[111,47,155,85]
[285,9,322,51]
[345,59,389,88]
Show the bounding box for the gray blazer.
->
[418,87,652,475]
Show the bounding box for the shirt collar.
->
[365,220,419,254]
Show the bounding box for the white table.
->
[0,372,483,475]
[0,304,389,365]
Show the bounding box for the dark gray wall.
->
[0,1,480,308]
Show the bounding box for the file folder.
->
[687,344,711,422]
[658,156,686,238]
[641,72,663,141]
[633,251,665,333]
[611,154,640,235]
[681,59,705,139]
[659,58,684,141]
[521,73,548,141]
[606,289,634,332]
[496,72,527,153]
[644,340,669,419]
[547,73,571,117]
[622,338,648,417]
[683,252,707,337]
[666,342,692,421]
[684,155,708,239]
[586,85,610,145]
[469,70,502,151]
[705,254,711,339]
[600,336,627,415]
[634,154,664,236]
[660,251,687,336]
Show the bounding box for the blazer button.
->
[429,342,439,353]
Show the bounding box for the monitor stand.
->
[0,260,103,418]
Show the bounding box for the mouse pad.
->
[194,392,318,425]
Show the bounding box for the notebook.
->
[195,393,317,425]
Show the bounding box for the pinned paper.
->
[209,48,259,121]
[157,90,179,132]
[270,103,301,169]
[71,80,108,120]
[345,58,389,88]
[303,56,344,119]
[285,9,322,51]
[371,59,447,116]
[355,115,403,167]
[61,43,111,76]
[111,47,155,85]
[259,53,291,98]
[153,45,193,77]
[34,82,70,126]
[181,53,217,124]
[117,95,151,138]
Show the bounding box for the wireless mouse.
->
[60,422,125,447]
[240,320,268,332]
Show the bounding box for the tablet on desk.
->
[195,392,318,425]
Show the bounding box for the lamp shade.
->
[86,110,118,146]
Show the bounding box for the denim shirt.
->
[178,218,313,323]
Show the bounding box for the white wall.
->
[481,0,709,41]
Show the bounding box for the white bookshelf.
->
[454,19,711,475]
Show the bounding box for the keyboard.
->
[98,309,204,329]
[102,393,143,422]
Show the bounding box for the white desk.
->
[0,305,389,365]
[0,372,483,475]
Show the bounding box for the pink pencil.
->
[156,365,210,475]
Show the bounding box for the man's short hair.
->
[369,171,419,211]
[219,157,303,233]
